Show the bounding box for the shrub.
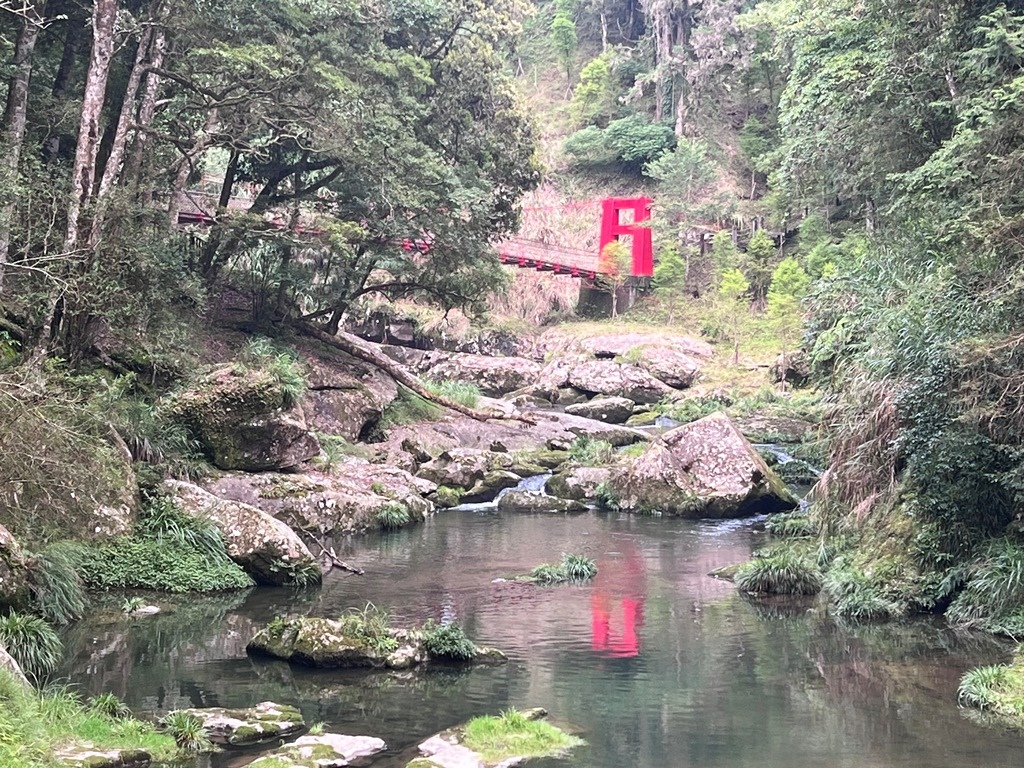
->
[160,711,213,754]
[567,436,615,466]
[241,337,306,408]
[734,551,822,595]
[958,664,1012,710]
[25,543,88,625]
[376,503,411,530]
[0,611,63,683]
[823,564,906,621]
[422,621,477,661]
[947,539,1024,631]
[89,693,131,720]
[462,708,584,763]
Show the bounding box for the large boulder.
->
[203,463,435,535]
[564,396,635,424]
[164,480,320,586]
[546,467,612,502]
[0,523,28,609]
[249,733,387,768]
[57,748,151,768]
[567,360,673,404]
[425,353,542,397]
[770,351,812,389]
[299,340,399,441]
[609,412,798,518]
[176,701,305,747]
[167,366,319,471]
[634,345,702,389]
[576,331,714,359]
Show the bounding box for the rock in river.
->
[249,733,387,768]
[609,412,798,518]
[174,701,305,747]
[165,480,320,586]
[564,396,635,424]
[496,491,589,514]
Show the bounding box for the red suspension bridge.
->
[176,189,655,280]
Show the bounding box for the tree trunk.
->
[45,7,82,165]
[64,0,118,255]
[295,322,534,424]
[90,23,155,246]
[0,1,46,292]
[167,108,219,231]
[125,27,166,196]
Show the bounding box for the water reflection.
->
[61,510,1023,767]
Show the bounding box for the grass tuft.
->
[734,550,822,595]
[567,436,616,466]
[462,708,583,764]
[25,542,88,625]
[337,604,399,655]
[160,710,213,754]
[0,612,63,683]
[422,621,478,661]
[528,553,597,584]
[424,379,481,408]
[376,503,411,530]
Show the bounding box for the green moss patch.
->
[462,708,583,764]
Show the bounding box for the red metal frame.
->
[599,197,653,278]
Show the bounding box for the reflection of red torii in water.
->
[591,541,646,658]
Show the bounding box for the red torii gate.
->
[600,196,653,278]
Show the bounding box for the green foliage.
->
[734,549,822,595]
[711,230,741,273]
[462,708,584,763]
[160,711,213,754]
[565,115,675,175]
[947,540,1024,632]
[594,481,620,511]
[377,389,442,431]
[337,604,399,655]
[765,512,816,538]
[743,230,777,304]
[376,503,411,531]
[0,669,177,767]
[424,379,481,408]
[562,126,618,167]
[77,537,253,593]
[528,553,597,584]
[138,492,227,561]
[958,665,1010,710]
[89,693,132,720]
[957,649,1024,725]
[121,596,146,615]
[570,53,619,127]
[25,543,87,625]
[823,562,907,622]
[240,338,307,409]
[0,612,63,683]
[652,246,688,321]
[422,621,477,661]
[567,435,615,466]
[550,14,577,80]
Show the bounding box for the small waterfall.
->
[451,473,553,512]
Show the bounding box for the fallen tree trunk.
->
[295,322,534,424]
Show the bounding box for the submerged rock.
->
[57,747,151,768]
[609,412,798,518]
[247,617,506,670]
[496,491,588,515]
[177,701,305,747]
[165,480,319,586]
[167,366,319,471]
[249,733,387,768]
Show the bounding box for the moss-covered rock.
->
[166,366,319,471]
[176,701,304,747]
[248,733,387,767]
[496,491,588,515]
[164,480,319,586]
[546,467,611,502]
[247,616,506,670]
[609,412,798,518]
[57,747,151,768]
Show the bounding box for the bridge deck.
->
[174,192,607,277]
[496,237,602,277]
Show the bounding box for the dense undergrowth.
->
[0,670,177,767]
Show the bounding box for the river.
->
[60,508,1024,767]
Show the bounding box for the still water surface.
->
[61,509,1024,767]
